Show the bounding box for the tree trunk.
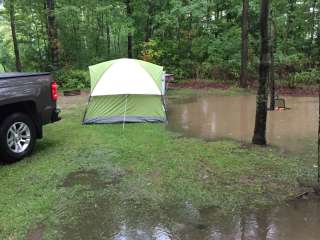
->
[269,45,275,110]
[318,30,320,63]
[252,0,270,146]
[188,11,193,55]
[206,0,212,29]
[215,4,219,20]
[127,33,133,58]
[29,1,44,71]
[125,0,133,58]
[240,0,249,88]
[9,0,22,72]
[95,13,102,57]
[310,0,316,43]
[318,82,320,184]
[285,0,295,55]
[107,24,111,57]
[310,0,317,58]
[144,1,154,42]
[46,0,59,70]
[118,28,121,54]
[269,13,277,111]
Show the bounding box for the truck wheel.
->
[0,113,36,163]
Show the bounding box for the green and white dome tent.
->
[83,58,167,124]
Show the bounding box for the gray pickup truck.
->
[0,72,60,163]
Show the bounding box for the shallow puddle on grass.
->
[58,197,320,240]
[26,224,46,240]
[167,95,318,152]
[52,93,320,239]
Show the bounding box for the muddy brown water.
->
[167,95,318,152]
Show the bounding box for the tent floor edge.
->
[83,116,166,124]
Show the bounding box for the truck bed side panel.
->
[0,74,56,125]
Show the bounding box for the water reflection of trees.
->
[168,96,317,151]
[59,194,320,240]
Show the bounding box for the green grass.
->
[0,95,314,239]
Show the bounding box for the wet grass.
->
[0,96,315,239]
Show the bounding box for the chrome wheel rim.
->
[6,122,31,154]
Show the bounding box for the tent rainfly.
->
[83,58,167,124]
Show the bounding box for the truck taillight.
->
[51,82,58,101]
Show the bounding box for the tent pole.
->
[123,94,128,130]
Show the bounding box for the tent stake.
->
[123,94,128,130]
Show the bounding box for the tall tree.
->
[9,0,22,72]
[252,0,270,145]
[310,0,317,56]
[240,0,249,88]
[1,0,318,85]
[125,0,133,58]
[144,0,154,42]
[318,81,320,184]
[46,0,59,70]
[284,0,295,55]
[106,24,111,57]
[269,9,277,110]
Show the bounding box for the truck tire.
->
[0,113,36,163]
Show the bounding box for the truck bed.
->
[0,72,50,80]
[0,72,57,126]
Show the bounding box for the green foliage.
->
[139,39,163,62]
[276,53,307,69]
[54,69,90,89]
[205,26,242,80]
[0,0,318,86]
[289,69,320,86]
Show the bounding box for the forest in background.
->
[0,0,319,89]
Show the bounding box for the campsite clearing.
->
[0,89,315,239]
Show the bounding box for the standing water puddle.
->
[55,94,320,240]
[60,198,320,240]
[167,95,318,152]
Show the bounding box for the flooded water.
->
[59,196,320,240]
[167,95,318,152]
[53,93,320,240]
[58,164,320,240]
